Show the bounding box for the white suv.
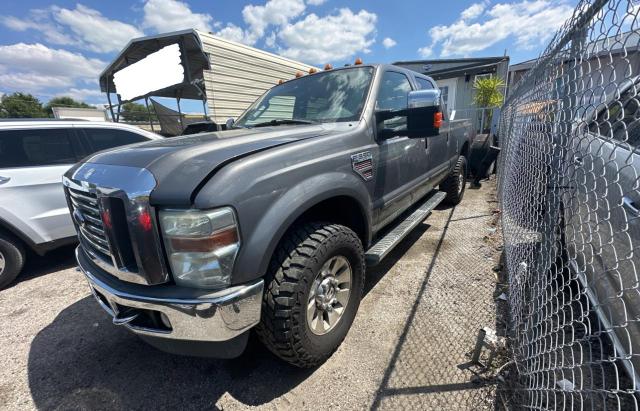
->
[0,120,162,288]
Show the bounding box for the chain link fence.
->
[498,0,640,408]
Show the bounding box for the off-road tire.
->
[0,232,25,289]
[441,155,467,206]
[256,222,365,368]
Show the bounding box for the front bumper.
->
[76,247,264,342]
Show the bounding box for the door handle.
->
[573,156,583,166]
[623,196,640,217]
[0,176,10,185]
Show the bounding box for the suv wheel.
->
[0,233,25,289]
[441,155,467,205]
[256,222,365,368]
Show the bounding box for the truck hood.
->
[82,124,335,205]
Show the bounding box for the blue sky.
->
[0,0,578,107]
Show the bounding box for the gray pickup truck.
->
[64,64,473,367]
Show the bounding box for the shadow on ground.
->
[15,244,77,285]
[26,221,433,410]
[28,298,311,410]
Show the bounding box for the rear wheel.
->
[0,233,25,289]
[256,222,365,368]
[441,155,467,205]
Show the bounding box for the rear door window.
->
[415,77,434,90]
[0,128,78,168]
[81,128,149,154]
[590,87,640,149]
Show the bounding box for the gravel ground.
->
[0,179,504,410]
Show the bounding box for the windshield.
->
[235,66,374,128]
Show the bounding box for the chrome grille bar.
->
[79,226,111,256]
[67,188,98,206]
[65,184,113,262]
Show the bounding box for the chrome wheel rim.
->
[307,255,352,336]
[457,170,465,194]
[0,251,5,275]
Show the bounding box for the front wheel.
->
[441,155,467,206]
[256,222,365,368]
[0,232,25,289]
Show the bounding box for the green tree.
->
[44,96,92,117]
[0,92,46,118]
[473,76,506,107]
[473,76,506,133]
[120,102,157,122]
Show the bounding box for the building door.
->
[436,78,457,117]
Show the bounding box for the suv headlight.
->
[159,207,240,289]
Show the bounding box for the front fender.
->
[231,172,372,284]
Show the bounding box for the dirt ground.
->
[0,178,505,410]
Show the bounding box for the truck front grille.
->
[67,187,112,259]
[63,163,169,286]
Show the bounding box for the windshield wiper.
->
[250,118,317,128]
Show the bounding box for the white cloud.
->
[143,0,214,33]
[1,13,76,46]
[418,46,433,58]
[265,32,277,48]
[277,8,377,63]
[58,88,105,101]
[421,0,574,57]
[0,43,105,79]
[53,5,143,53]
[0,73,73,92]
[0,43,105,95]
[242,0,306,44]
[461,1,488,20]
[216,24,250,44]
[382,37,397,49]
[307,0,327,5]
[2,5,142,53]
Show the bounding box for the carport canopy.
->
[99,29,210,102]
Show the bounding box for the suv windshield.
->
[235,66,374,128]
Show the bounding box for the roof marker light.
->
[324,63,333,70]
[295,71,303,78]
[309,68,318,74]
[354,57,363,65]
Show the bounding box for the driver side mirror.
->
[225,118,235,129]
[406,89,443,138]
[375,89,443,139]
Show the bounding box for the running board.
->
[365,191,446,266]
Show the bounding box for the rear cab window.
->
[0,128,80,168]
[415,77,435,90]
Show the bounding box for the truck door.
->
[372,70,426,229]
[414,77,450,183]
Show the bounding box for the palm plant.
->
[473,76,506,133]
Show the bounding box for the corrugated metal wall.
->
[197,31,317,124]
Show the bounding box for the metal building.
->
[99,29,317,133]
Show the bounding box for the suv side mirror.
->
[375,89,443,139]
[225,118,235,129]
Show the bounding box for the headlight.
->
[159,207,240,289]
